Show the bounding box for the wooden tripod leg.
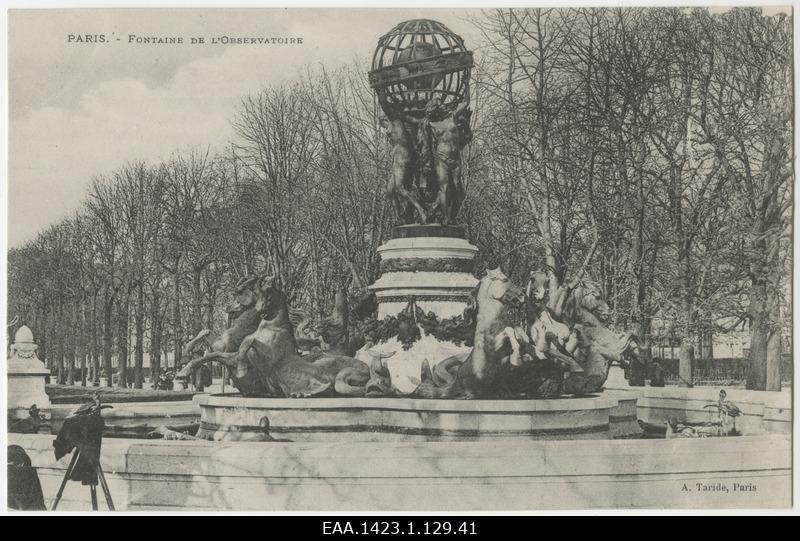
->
[96,465,115,510]
[90,485,98,511]
[51,450,80,511]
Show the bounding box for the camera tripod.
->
[51,448,115,511]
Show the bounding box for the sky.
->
[6,5,791,248]
[7,8,486,248]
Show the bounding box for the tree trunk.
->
[91,293,100,385]
[133,281,145,388]
[678,303,694,386]
[56,296,65,385]
[66,299,78,385]
[116,292,129,388]
[150,292,162,384]
[701,330,713,360]
[633,190,653,367]
[191,267,203,335]
[77,298,86,386]
[678,342,694,387]
[172,271,183,368]
[766,319,782,390]
[66,349,75,385]
[747,310,768,391]
[39,304,49,367]
[747,274,782,391]
[102,290,114,387]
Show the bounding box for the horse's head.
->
[571,281,612,323]
[564,281,611,323]
[254,274,287,322]
[463,269,525,329]
[226,275,260,321]
[481,268,526,307]
[527,269,549,301]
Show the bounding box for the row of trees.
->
[8,66,392,388]
[468,6,791,390]
[7,7,792,390]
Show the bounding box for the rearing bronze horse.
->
[177,275,383,397]
[414,268,529,399]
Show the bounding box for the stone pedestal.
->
[367,225,479,394]
[370,225,478,318]
[7,325,51,434]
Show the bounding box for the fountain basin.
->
[632,386,792,435]
[9,432,790,510]
[194,391,642,442]
[10,387,792,510]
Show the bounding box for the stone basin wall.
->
[629,387,791,436]
[193,392,642,442]
[49,401,199,433]
[9,433,791,510]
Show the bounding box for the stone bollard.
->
[7,325,51,434]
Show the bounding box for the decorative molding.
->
[377,294,471,304]
[376,236,479,261]
[380,257,475,274]
[390,224,467,240]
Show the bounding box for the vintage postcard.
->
[4,5,794,514]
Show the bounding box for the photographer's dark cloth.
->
[7,445,46,510]
[53,415,105,485]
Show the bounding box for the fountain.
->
[181,19,645,442]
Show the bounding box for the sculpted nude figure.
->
[427,102,471,224]
[382,116,427,224]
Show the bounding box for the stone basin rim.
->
[194,392,622,412]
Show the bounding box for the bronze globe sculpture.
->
[369,19,473,120]
[369,19,474,225]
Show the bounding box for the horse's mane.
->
[235,274,259,292]
[257,283,290,324]
[561,280,600,322]
[288,307,310,328]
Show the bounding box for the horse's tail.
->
[333,363,370,396]
[175,351,238,379]
[620,333,641,365]
[432,355,464,387]
[413,359,459,399]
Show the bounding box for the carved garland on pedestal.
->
[377,294,471,304]
[358,298,474,350]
